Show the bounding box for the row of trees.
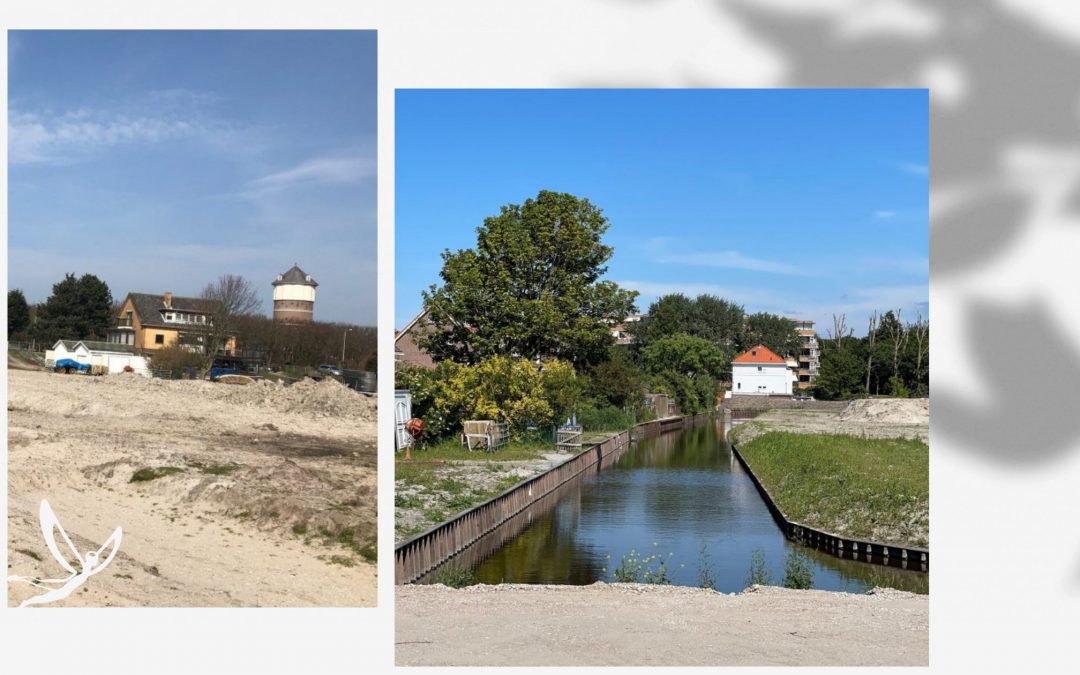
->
[400,189,930,441]
[8,273,376,374]
[401,190,808,440]
[813,310,929,399]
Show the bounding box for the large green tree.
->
[32,273,114,345]
[739,311,801,357]
[8,289,31,338]
[420,190,638,368]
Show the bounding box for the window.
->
[757,366,762,372]
[155,334,165,345]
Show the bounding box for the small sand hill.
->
[837,398,929,425]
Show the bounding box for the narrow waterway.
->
[445,420,928,594]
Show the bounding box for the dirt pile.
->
[838,398,929,425]
[217,377,375,419]
[7,369,376,607]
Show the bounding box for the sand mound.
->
[837,398,929,425]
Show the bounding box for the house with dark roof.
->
[394,309,436,369]
[731,344,795,396]
[106,291,236,355]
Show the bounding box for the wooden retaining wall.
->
[395,413,712,584]
[729,442,929,572]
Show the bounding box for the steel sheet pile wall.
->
[395,413,713,584]
[730,442,929,572]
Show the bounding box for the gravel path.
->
[396,583,928,666]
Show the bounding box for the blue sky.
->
[9,30,377,325]
[396,89,927,336]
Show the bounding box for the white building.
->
[731,344,794,396]
[45,340,149,375]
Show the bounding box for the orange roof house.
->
[732,344,786,364]
[731,344,794,396]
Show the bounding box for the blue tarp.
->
[55,359,90,371]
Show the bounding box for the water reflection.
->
[429,420,928,594]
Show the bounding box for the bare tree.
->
[828,313,852,349]
[911,311,929,393]
[199,274,263,371]
[865,311,878,395]
[888,308,909,383]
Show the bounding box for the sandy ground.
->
[733,397,929,443]
[396,583,929,667]
[7,369,377,607]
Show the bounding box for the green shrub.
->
[577,403,634,431]
[429,564,477,588]
[782,550,815,589]
[745,549,772,586]
[611,546,673,584]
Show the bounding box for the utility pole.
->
[341,328,353,369]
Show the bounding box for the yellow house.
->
[106,291,237,355]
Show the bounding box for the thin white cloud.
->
[655,249,805,275]
[614,280,787,308]
[874,210,898,218]
[9,107,207,165]
[896,161,929,176]
[246,155,376,193]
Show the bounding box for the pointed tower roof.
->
[273,264,318,287]
[733,344,786,364]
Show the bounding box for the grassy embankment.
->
[395,431,622,541]
[730,427,928,548]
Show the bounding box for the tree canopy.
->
[32,273,114,344]
[8,289,31,338]
[420,190,638,368]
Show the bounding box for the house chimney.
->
[164,292,173,309]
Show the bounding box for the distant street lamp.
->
[341,328,353,369]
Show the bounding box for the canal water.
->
[455,419,928,594]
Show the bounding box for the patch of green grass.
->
[188,461,243,476]
[15,548,42,561]
[358,540,377,564]
[130,466,185,483]
[736,431,929,547]
[292,523,308,536]
[328,555,356,567]
[429,564,477,588]
[235,511,252,520]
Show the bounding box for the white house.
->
[731,344,795,396]
[45,339,150,376]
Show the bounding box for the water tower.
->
[272,264,318,323]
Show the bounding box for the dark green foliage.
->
[576,403,635,431]
[420,190,639,368]
[33,273,114,344]
[641,333,727,380]
[813,313,929,400]
[8,289,31,338]
[585,347,642,410]
[739,311,802,357]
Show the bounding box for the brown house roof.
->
[126,293,213,329]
